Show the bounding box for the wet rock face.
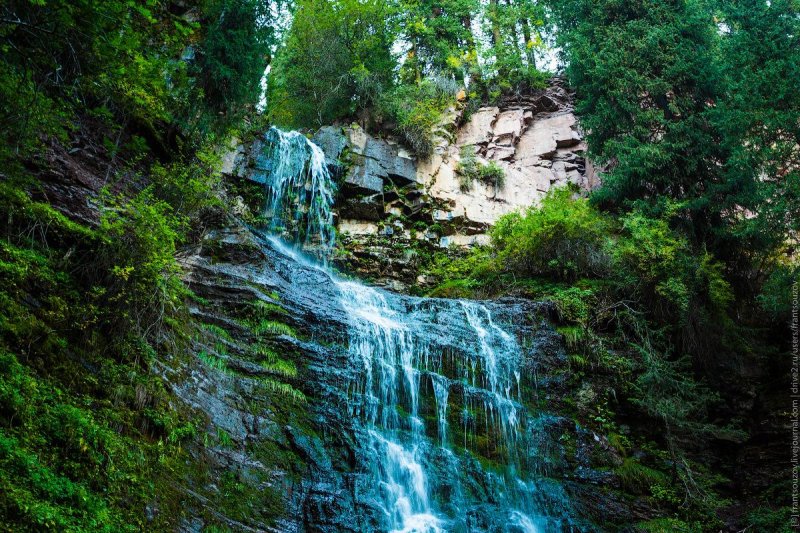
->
[176,225,650,532]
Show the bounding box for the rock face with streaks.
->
[175,223,642,532]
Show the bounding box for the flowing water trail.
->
[255,128,574,532]
[336,279,552,532]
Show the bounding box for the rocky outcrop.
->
[225,78,594,288]
[177,224,645,532]
[326,78,594,236]
[328,78,594,286]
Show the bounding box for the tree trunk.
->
[520,17,537,70]
[505,0,524,68]
[490,0,505,77]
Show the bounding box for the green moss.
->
[251,299,288,317]
[0,350,199,531]
[213,470,284,526]
[614,458,668,495]
[557,325,585,350]
[198,351,231,373]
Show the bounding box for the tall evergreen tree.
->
[552,0,799,286]
[553,1,723,228]
[710,0,800,264]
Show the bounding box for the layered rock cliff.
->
[226,78,597,289]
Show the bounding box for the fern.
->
[568,353,589,369]
[198,351,231,374]
[199,323,233,341]
[557,325,585,351]
[251,299,287,317]
[615,458,668,494]
[216,428,233,448]
[259,378,305,402]
[251,343,278,361]
[253,320,296,337]
[260,359,297,378]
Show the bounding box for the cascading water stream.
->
[254,128,574,532]
[337,279,549,532]
[254,127,336,259]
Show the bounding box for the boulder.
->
[515,112,581,163]
[338,194,384,221]
[313,126,347,165]
[387,154,417,185]
[516,119,558,162]
[486,145,516,161]
[344,160,386,194]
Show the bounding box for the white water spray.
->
[256,127,336,258]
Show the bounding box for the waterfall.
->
[254,127,576,531]
[336,278,560,532]
[254,127,336,257]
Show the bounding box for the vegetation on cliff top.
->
[267,0,549,155]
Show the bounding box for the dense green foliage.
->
[378,80,459,157]
[268,0,548,151]
[551,0,799,287]
[0,183,198,530]
[0,1,293,529]
[267,0,396,128]
[0,0,276,169]
[425,186,787,528]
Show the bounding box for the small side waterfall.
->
[253,127,336,257]
[252,127,576,531]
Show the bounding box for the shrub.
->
[456,147,506,191]
[94,189,187,340]
[746,506,793,533]
[378,80,456,158]
[456,145,479,191]
[478,161,505,189]
[613,212,733,326]
[491,187,612,281]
